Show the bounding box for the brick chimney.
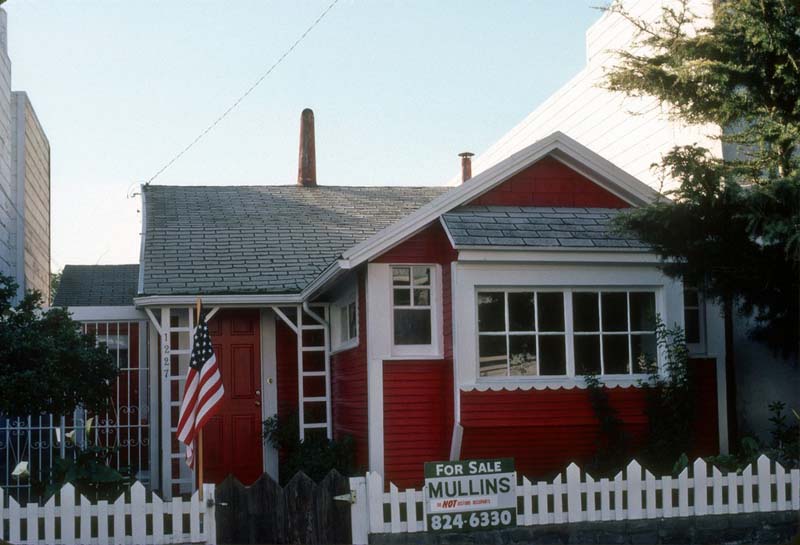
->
[298,108,317,187]
[459,152,474,183]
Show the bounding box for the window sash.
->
[476,288,657,379]
[392,266,435,348]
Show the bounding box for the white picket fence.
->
[0,481,216,545]
[349,455,800,544]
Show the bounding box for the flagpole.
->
[195,297,204,501]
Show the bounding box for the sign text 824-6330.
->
[423,458,516,532]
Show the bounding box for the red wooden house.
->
[55,112,726,497]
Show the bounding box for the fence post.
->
[566,463,582,522]
[693,458,708,516]
[204,483,217,545]
[367,472,385,534]
[349,476,369,545]
[626,460,642,520]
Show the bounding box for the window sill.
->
[464,375,650,391]
[331,337,359,355]
[391,344,442,360]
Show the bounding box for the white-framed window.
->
[391,265,440,356]
[683,285,706,353]
[476,288,658,379]
[331,290,358,353]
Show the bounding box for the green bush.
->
[263,413,355,485]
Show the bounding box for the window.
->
[331,292,358,352]
[476,288,658,379]
[572,291,657,375]
[477,291,567,377]
[392,266,433,346]
[683,286,705,350]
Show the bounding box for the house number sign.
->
[161,332,171,378]
[423,458,516,532]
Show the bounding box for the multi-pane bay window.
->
[477,288,658,378]
[392,266,433,345]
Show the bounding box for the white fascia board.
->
[134,294,303,307]
[456,249,660,264]
[339,132,662,269]
[69,306,147,322]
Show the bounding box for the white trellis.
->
[0,481,216,545]
[349,455,800,544]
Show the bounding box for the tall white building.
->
[467,0,798,439]
[0,9,50,304]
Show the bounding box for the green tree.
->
[0,273,118,417]
[50,269,62,304]
[605,0,800,442]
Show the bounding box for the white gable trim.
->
[338,132,661,270]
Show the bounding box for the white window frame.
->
[390,264,443,358]
[474,286,661,383]
[331,287,359,354]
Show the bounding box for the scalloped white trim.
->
[461,378,646,392]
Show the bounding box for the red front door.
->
[202,310,264,484]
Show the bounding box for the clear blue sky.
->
[6,0,602,268]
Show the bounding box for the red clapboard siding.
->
[460,387,649,480]
[468,157,630,208]
[383,360,453,489]
[330,271,369,470]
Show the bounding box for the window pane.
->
[479,335,508,377]
[631,334,657,373]
[394,288,410,306]
[684,310,700,344]
[509,335,537,376]
[574,335,601,375]
[394,309,431,345]
[413,288,430,306]
[601,292,628,332]
[573,292,599,332]
[340,308,349,342]
[478,292,505,332]
[603,334,630,374]
[630,292,656,331]
[537,292,565,332]
[538,335,566,375]
[683,288,699,307]
[392,267,410,286]
[508,292,535,332]
[412,266,431,286]
[348,302,357,339]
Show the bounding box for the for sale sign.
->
[423,458,516,532]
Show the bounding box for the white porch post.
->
[159,306,172,498]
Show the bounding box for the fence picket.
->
[349,477,368,545]
[522,477,533,525]
[677,468,689,517]
[774,462,787,510]
[599,478,611,521]
[203,484,217,545]
[0,485,4,542]
[661,476,673,518]
[644,470,656,519]
[131,482,146,544]
[585,474,596,522]
[43,496,56,543]
[694,458,708,516]
[613,472,624,521]
[791,469,800,510]
[712,466,724,514]
[190,488,201,543]
[566,463,581,522]
[727,472,738,514]
[742,465,754,512]
[405,489,417,532]
[627,461,642,519]
[9,496,19,544]
[757,455,771,512]
[61,483,76,543]
[367,472,384,534]
[97,500,109,542]
[537,481,550,525]
[80,495,91,543]
[172,495,184,538]
[26,502,38,543]
[113,492,125,545]
[389,483,401,533]
[552,474,564,524]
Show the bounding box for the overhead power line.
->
[145,0,341,185]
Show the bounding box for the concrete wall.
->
[12,92,50,303]
[0,9,12,279]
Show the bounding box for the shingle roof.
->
[53,264,139,307]
[141,185,448,295]
[441,206,648,249]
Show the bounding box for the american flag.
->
[176,309,224,468]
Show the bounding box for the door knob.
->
[255,389,261,396]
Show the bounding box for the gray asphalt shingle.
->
[53,264,139,307]
[441,206,645,249]
[141,185,448,295]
